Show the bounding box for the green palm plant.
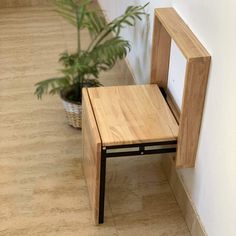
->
[34,0,148,102]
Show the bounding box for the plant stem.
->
[87,5,148,52]
[75,4,81,100]
[76,9,81,54]
[87,14,130,52]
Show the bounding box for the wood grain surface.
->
[150,15,171,88]
[82,89,102,225]
[0,0,50,8]
[151,8,211,167]
[88,85,179,146]
[155,8,210,61]
[176,60,211,167]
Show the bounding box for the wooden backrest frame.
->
[151,8,211,168]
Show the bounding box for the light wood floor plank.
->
[0,5,190,236]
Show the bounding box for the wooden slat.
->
[88,85,178,146]
[176,60,211,167]
[155,8,210,61]
[150,15,171,88]
[166,89,180,123]
[82,88,101,225]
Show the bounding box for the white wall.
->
[172,1,236,236]
[98,0,172,84]
[98,0,236,235]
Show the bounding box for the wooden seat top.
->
[86,84,179,146]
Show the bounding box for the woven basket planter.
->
[61,89,82,129]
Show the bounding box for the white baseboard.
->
[162,156,207,236]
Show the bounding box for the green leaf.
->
[35,1,149,101]
[34,77,70,99]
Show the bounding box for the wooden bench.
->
[82,7,211,225]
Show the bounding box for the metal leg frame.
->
[98,140,177,224]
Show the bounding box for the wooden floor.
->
[0,5,190,236]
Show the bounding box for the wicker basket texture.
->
[61,90,82,129]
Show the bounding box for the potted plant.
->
[35,0,148,128]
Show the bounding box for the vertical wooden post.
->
[176,59,211,167]
[150,16,171,89]
[82,89,102,225]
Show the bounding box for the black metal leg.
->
[98,141,177,224]
[99,147,107,224]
